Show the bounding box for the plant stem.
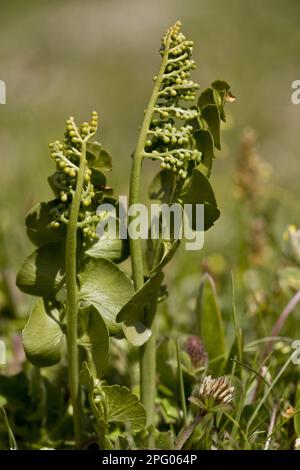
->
[175,413,203,450]
[129,33,172,422]
[176,339,187,426]
[65,140,87,447]
[140,301,157,429]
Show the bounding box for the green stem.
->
[140,238,163,434]
[129,33,172,423]
[176,339,187,426]
[65,140,87,447]
[175,412,203,450]
[140,301,157,429]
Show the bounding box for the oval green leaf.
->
[16,243,64,296]
[25,200,66,247]
[78,258,134,331]
[22,298,63,367]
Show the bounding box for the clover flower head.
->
[190,375,234,412]
[184,336,207,369]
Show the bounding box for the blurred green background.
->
[0,0,300,295]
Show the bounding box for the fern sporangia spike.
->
[129,21,203,289]
[48,112,109,241]
[129,21,234,429]
[142,21,202,180]
[49,111,110,446]
[129,20,205,427]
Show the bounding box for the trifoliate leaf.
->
[101,384,146,431]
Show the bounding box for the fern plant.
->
[16,114,145,447]
[16,21,234,449]
[124,20,234,426]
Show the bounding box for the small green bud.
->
[81,126,89,135]
[82,198,91,207]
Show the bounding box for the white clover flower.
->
[189,375,235,412]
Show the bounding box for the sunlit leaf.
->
[85,224,129,264]
[101,384,146,431]
[79,258,134,332]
